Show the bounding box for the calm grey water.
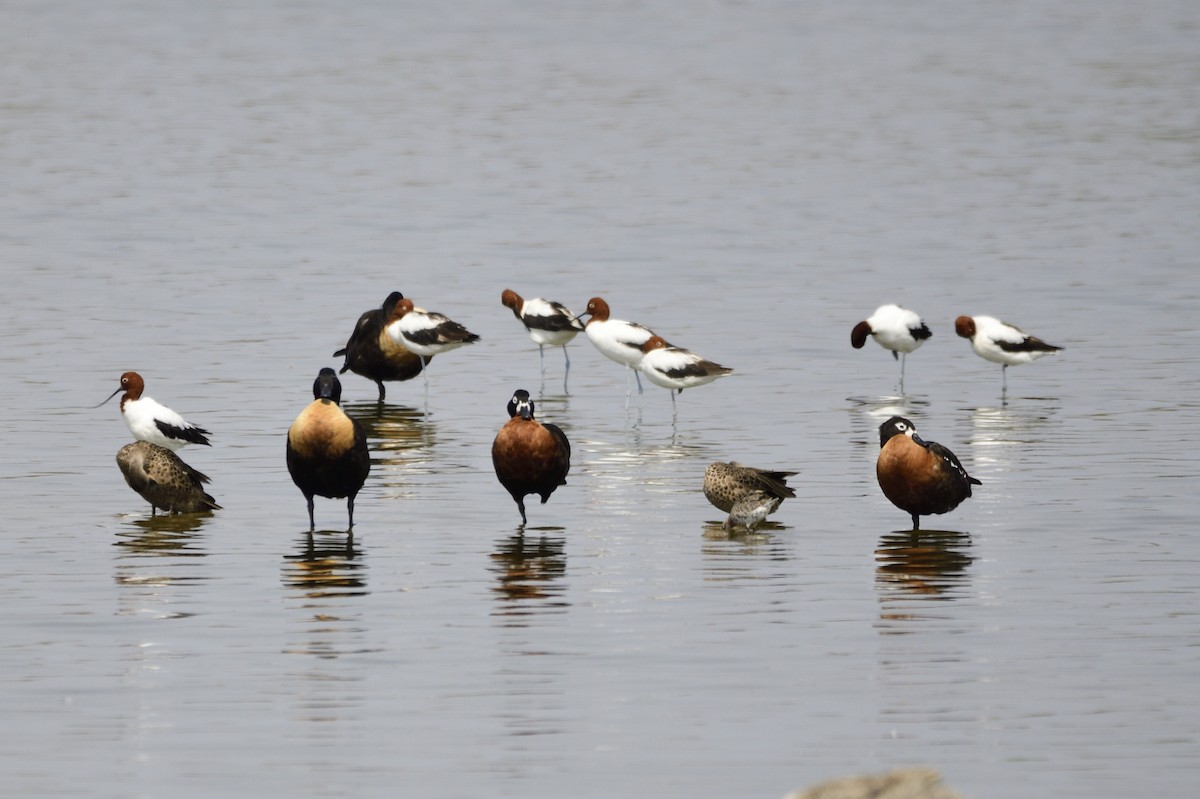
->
[3,2,1198,797]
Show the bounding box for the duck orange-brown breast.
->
[287,399,360,459]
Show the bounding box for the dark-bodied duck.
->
[491,389,571,526]
[117,440,220,515]
[286,368,371,532]
[99,371,211,450]
[332,291,426,401]
[501,288,585,391]
[876,416,980,530]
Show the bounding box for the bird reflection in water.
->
[875,528,973,603]
[281,532,373,662]
[283,531,368,600]
[345,401,434,446]
[702,518,785,546]
[700,521,793,584]
[847,393,931,427]
[114,512,211,558]
[113,514,212,619]
[489,531,567,618]
[969,400,1060,462]
[345,401,436,498]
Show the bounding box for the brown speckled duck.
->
[703,461,797,530]
[116,440,220,515]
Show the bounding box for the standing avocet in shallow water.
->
[578,297,659,404]
[876,416,980,530]
[638,336,732,422]
[333,291,426,401]
[116,440,220,515]
[851,304,932,393]
[500,288,585,392]
[98,371,211,451]
[491,389,571,526]
[954,314,1061,398]
[384,299,480,397]
[286,368,371,532]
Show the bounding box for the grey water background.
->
[3,1,1198,797]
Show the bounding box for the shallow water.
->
[3,1,1199,797]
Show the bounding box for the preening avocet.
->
[876,416,980,531]
[638,335,732,421]
[500,288,585,392]
[116,441,220,515]
[851,304,932,393]
[491,389,571,526]
[954,315,1061,397]
[286,368,371,532]
[333,291,426,401]
[384,299,481,392]
[98,372,211,451]
[578,297,659,403]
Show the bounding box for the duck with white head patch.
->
[876,416,980,530]
[491,389,571,526]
